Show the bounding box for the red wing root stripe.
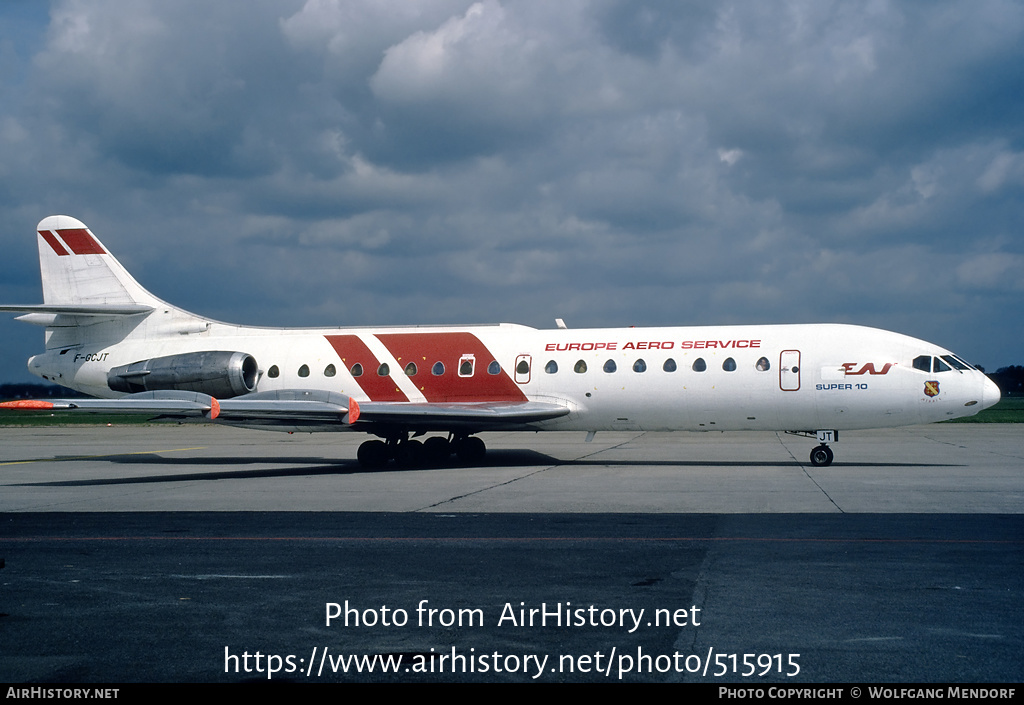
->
[324,335,409,402]
[56,228,107,256]
[374,332,527,403]
[39,230,70,256]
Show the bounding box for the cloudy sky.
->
[1,0,1022,382]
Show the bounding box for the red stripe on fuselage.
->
[39,230,69,256]
[375,332,527,402]
[56,228,106,255]
[324,334,409,402]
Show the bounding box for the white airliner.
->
[1,216,1000,468]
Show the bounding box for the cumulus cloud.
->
[0,0,1022,379]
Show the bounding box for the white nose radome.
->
[982,375,1001,411]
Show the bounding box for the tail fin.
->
[35,215,161,309]
[1,216,211,348]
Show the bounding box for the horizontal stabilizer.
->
[0,304,154,316]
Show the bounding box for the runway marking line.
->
[0,447,208,466]
[2,536,1020,545]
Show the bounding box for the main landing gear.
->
[356,433,487,469]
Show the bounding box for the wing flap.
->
[350,400,570,430]
[215,390,354,423]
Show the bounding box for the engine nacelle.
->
[108,351,259,399]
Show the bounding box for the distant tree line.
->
[988,367,1024,397]
[0,383,87,400]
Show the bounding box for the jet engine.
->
[107,351,259,398]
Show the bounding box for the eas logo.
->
[842,363,895,376]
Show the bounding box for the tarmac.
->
[1,424,1022,682]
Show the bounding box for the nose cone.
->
[982,374,1001,410]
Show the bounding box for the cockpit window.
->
[941,355,971,371]
[952,355,976,370]
[933,357,951,373]
[913,356,931,372]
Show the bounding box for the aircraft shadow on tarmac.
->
[9,448,959,487]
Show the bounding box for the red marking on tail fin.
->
[56,228,106,255]
[39,230,70,256]
[348,397,360,424]
[209,397,220,420]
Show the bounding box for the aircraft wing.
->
[1,389,570,431]
[0,390,220,417]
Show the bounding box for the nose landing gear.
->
[809,444,834,467]
[786,430,838,467]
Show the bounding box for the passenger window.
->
[933,357,951,373]
[723,357,736,371]
[913,356,931,372]
[459,358,474,376]
[574,360,588,373]
[545,360,558,374]
[350,363,363,377]
[692,358,707,372]
[298,364,310,378]
[432,362,445,376]
[487,360,501,375]
[756,357,770,371]
[404,362,417,376]
[516,359,530,375]
[663,358,677,372]
[268,365,280,378]
[603,359,617,373]
[377,363,390,376]
[633,359,646,373]
[324,364,336,377]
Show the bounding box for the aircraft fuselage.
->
[28,320,997,433]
